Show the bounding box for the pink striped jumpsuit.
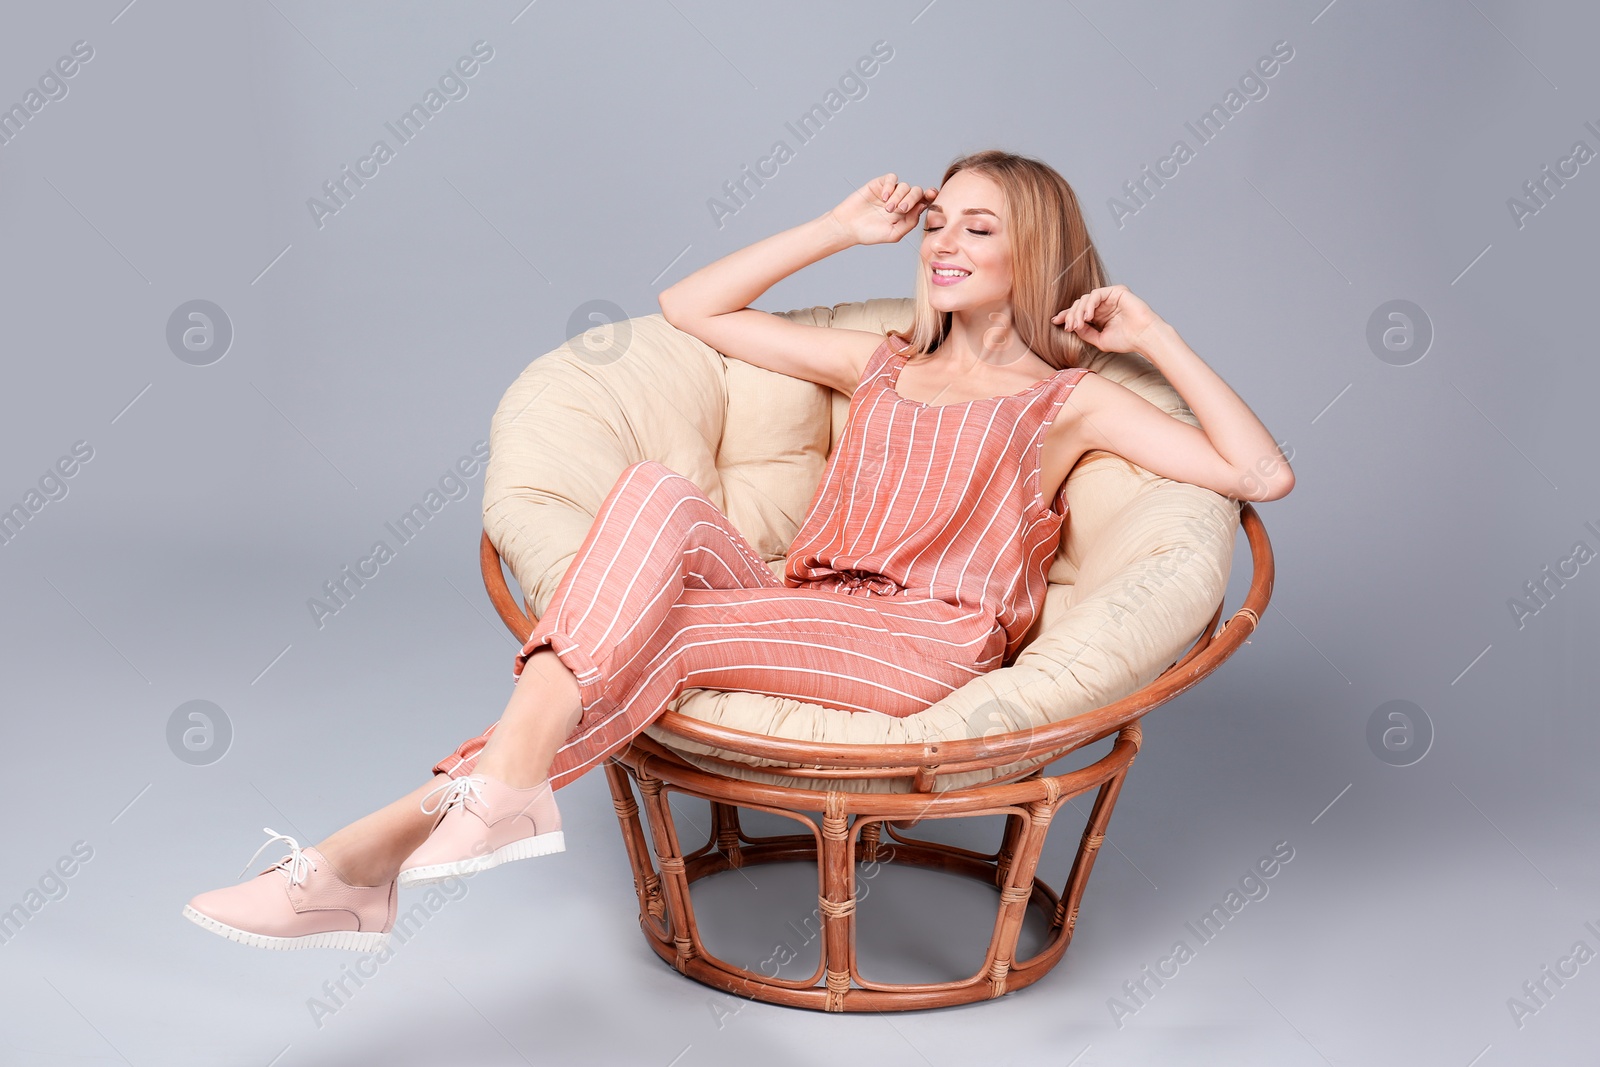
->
[432,338,1093,790]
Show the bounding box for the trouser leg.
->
[431,460,782,786]
[431,460,1000,789]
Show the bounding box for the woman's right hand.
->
[826,173,937,246]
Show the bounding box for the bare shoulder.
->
[657,304,887,395]
[1037,367,1105,451]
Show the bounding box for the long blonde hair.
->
[887,149,1110,372]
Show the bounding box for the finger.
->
[898,185,923,213]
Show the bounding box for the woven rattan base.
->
[602,726,1141,1012]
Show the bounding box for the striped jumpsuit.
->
[432,338,1093,790]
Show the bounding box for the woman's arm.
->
[1057,285,1295,502]
[659,174,937,394]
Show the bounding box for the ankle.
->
[314,836,399,888]
[471,759,550,792]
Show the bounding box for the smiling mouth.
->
[931,265,971,284]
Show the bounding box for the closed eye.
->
[922,226,992,235]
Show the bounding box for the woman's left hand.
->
[1052,285,1162,353]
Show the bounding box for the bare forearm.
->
[1136,320,1294,495]
[659,213,856,321]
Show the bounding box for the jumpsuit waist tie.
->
[830,568,902,598]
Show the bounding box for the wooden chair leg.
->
[986,779,1062,997]
[819,791,855,1011]
[603,759,667,931]
[710,801,744,868]
[1054,762,1131,935]
[859,816,884,864]
[634,770,699,973]
[996,812,1026,886]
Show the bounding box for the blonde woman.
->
[184,149,1292,950]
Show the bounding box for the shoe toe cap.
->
[187,874,292,934]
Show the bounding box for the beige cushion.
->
[483,299,1240,792]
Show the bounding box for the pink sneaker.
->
[183,828,395,952]
[398,774,564,889]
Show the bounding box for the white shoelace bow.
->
[419,774,487,816]
[240,827,315,886]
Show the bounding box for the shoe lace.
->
[240,827,315,886]
[419,774,487,817]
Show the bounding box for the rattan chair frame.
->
[477,503,1273,1011]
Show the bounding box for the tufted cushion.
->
[483,299,1239,792]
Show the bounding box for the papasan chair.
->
[474,297,1274,1012]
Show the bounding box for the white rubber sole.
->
[182,904,390,952]
[397,830,566,889]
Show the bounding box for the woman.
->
[183,149,1293,950]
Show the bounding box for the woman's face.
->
[920,169,1014,319]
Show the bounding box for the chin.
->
[928,290,995,314]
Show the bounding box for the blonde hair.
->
[887,148,1111,371]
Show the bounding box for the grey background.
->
[1,0,1595,1063]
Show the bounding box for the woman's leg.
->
[310,646,582,886]
[470,647,582,788]
[427,460,1010,797]
[311,775,450,888]
[427,459,789,791]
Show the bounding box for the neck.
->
[937,307,1035,372]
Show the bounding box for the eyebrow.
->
[926,204,999,218]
